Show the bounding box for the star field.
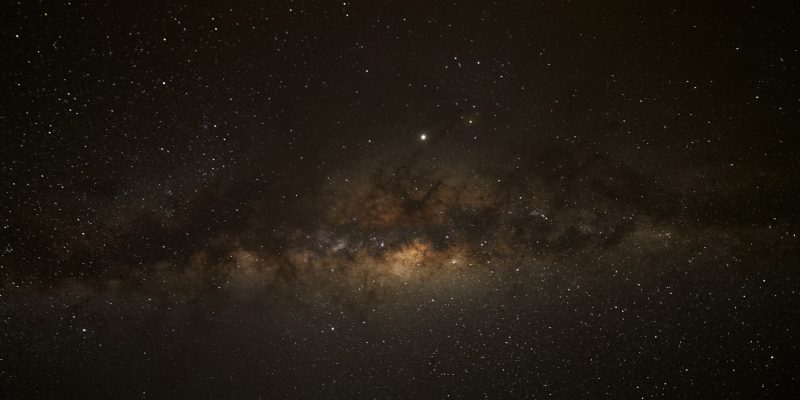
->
[2,1,799,399]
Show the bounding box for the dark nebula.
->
[2,1,799,399]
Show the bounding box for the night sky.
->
[2,1,800,398]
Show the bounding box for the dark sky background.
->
[2,1,799,399]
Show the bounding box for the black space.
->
[2,1,800,399]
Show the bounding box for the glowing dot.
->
[420,134,427,141]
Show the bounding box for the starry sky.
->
[2,1,800,398]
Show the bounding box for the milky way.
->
[2,2,800,399]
